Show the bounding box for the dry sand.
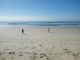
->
[0,27,80,60]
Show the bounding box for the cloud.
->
[0,16,80,21]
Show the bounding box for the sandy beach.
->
[0,27,80,60]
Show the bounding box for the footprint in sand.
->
[18,52,23,56]
[8,52,15,55]
[63,49,72,54]
[39,44,42,47]
[39,53,51,60]
[19,54,23,56]
[29,52,38,60]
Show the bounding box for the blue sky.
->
[0,0,80,21]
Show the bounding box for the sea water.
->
[0,21,80,27]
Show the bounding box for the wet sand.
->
[0,27,80,60]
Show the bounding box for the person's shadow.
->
[23,33,27,35]
[22,33,27,35]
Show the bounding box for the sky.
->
[0,0,80,21]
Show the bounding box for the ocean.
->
[0,21,80,27]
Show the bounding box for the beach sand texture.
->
[0,27,80,60]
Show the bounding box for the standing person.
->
[22,29,24,34]
[48,27,50,33]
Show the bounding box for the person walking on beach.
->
[22,29,24,34]
[48,27,50,33]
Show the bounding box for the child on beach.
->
[22,29,24,34]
